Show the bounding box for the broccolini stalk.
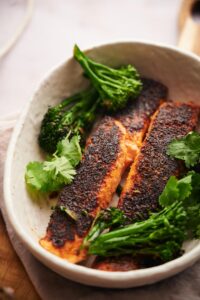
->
[82,208,126,248]
[85,172,200,262]
[88,202,186,260]
[39,45,143,154]
[74,45,142,111]
[38,87,98,153]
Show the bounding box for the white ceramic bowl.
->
[4,41,200,288]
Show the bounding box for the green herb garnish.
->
[25,135,82,194]
[167,131,200,168]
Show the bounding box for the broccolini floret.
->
[39,45,142,153]
[74,45,142,111]
[38,88,98,153]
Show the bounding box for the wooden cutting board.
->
[0,212,40,300]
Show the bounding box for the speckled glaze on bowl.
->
[3,41,200,288]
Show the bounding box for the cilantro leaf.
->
[56,135,82,166]
[25,135,81,194]
[167,132,200,168]
[25,162,51,193]
[158,171,200,237]
[158,176,179,207]
[43,156,76,184]
[159,173,193,207]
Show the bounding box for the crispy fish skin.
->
[93,102,200,271]
[40,79,168,263]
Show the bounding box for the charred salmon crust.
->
[118,102,200,221]
[113,78,168,145]
[58,116,128,236]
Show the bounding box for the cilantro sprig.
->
[25,135,82,194]
[167,131,200,168]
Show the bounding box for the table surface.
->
[0,0,182,299]
[0,212,40,299]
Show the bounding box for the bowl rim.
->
[3,40,200,286]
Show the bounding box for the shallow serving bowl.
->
[3,41,200,288]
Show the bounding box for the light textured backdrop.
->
[0,0,182,117]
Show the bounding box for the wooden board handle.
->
[178,0,200,55]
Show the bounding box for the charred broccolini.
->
[74,45,142,111]
[84,172,200,262]
[39,45,142,153]
[38,88,99,153]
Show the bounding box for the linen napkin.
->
[0,115,200,300]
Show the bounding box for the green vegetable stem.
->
[82,208,126,248]
[74,45,142,111]
[38,45,142,154]
[84,172,200,261]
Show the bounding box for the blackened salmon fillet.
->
[118,101,200,220]
[40,116,135,262]
[93,101,200,271]
[114,78,167,146]
[40,79,167,263]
